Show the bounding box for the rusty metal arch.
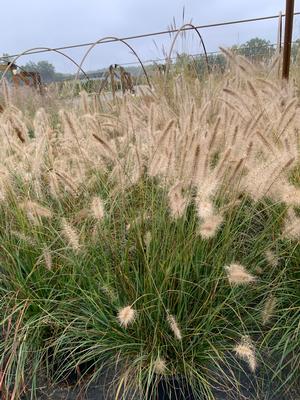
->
[0,46,89,86]
[165,23,210,78]
[75,36,151,88]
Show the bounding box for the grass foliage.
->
[0,51,299,399]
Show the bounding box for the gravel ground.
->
[21,361,300,400]
[24,382,300,400]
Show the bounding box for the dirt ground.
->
[22,363,300,400]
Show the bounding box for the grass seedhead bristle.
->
[0,47,299,399]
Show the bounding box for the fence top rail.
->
[1,11,300,61]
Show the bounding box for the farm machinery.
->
[98,64,135,97]
[0,61,43,93]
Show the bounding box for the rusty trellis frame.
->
[166,23,210,75]
[0,47,89,88]
[0,10,299,87]
[75,36,151,89]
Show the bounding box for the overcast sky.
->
[1,1,299,73]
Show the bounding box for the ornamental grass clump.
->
[0,49,299,399]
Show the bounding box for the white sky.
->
[1,0,299,73]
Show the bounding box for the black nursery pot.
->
[147,376,197,400]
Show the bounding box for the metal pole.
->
[282,0,295,80]
[277,11,283,52]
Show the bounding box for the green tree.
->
[291,38,300,62]
[232,37,275,62]
[23,60,56,83]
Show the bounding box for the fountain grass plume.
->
[0,50,299,399]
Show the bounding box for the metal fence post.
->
[282,0,295,80]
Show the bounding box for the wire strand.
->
[0,11,299,61]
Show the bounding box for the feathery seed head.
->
[167,313,182,341]
[265,250,279,268]
[234,336,257,372]
[196,199,214,219]
[261,295,277,326]
[153,357,167,375]
[20,200,52,225]
[43,248,52,271]
[90,196,105,220]
[198,213,223,239]
[225,263,257,285]
[167,182,188,219]
[282,208,300,240]
[61,218,80,251]
[117,305,136,328]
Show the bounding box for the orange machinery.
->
[0,61,43,93]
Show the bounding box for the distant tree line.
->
[0,57,73,83]
[179,37,300,75]
[21,61,73,83]
[1,37,300,84]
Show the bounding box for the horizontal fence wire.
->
[0,11,299,61]
[64,42,298,82]
[114,42,296,67]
